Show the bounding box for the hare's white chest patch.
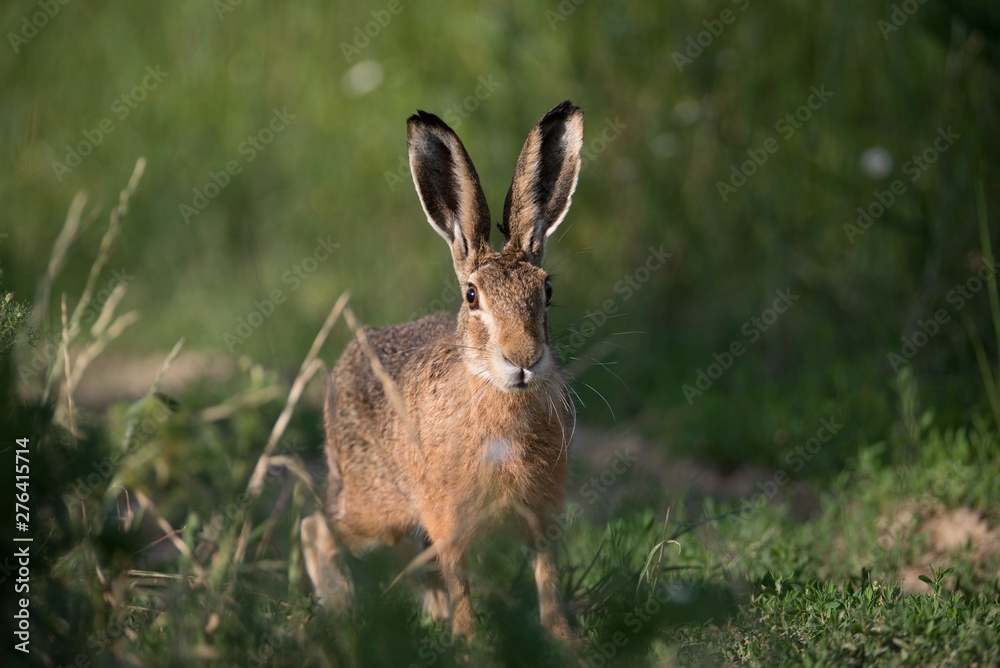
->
[484,436,516,466]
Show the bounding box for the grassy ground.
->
[3,177,999,666]
[7,349,1000,667]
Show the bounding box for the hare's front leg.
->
[439,546,475,637]
[532,538,573,640]
[301,512,353,610]
[424,511,476,636]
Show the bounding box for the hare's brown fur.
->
[302,101,585,640]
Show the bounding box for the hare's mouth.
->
[491,347,551,393]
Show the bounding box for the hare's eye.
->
[544,280,552,306]
[466,285,479,309]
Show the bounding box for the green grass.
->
[10,366,999,667]
[5,1,1000,666]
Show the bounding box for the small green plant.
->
[961,177,1000,431]
[0,289,34,357]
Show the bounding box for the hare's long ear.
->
[500,101,584,266]
[408,111,492,280]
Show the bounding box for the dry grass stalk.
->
[59,295,79,440]
[342,303,421,449]
[70,310,141,388]
[245,291,350,498]
[233,292,350,570]
[196,385,285,423]
[90,281,128,337]
[32,190,88,326]
[134,489,209,585]
[265,455,321,503]
[119,339,185,450]
[41,157,147,404]
[67,157,146,338]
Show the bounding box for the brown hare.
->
[301,100,584,640]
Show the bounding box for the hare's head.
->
[407,101,584,393]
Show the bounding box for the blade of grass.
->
[974,177,1000,391]
[32,190,88,327]
[245,291,349,498]
[234,292,350,573]
[961,311,1000,429]
[342,303,421,450]
[41,158,146,403]
[134,489,209,586]
[59,294,78,442]
[196,385,285,423]
[120,339,185,450]
[67,157,146,338]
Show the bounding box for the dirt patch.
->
[895,506,1000,594]
[569,425,822,520]
[76,350,237,407]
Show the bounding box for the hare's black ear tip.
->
[408,109,449,129]
[544,100,584,122]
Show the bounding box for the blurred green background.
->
[4,2,1000,666]
[3,0,998,469]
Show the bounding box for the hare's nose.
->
[502,347,543,371]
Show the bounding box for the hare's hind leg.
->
[301,512,353,610]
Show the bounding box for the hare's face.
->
[461,254,555,392]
